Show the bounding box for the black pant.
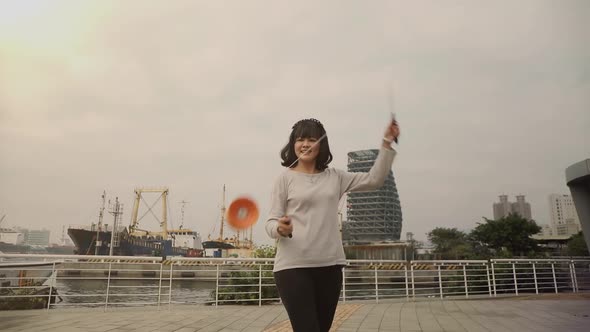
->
[274,265,343,332]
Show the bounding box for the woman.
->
[265,117,400,332]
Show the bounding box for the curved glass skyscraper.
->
[342,149,402,244]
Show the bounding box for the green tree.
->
[211,245,278,305]
[566,232,589,256]
[470,213,541,257]
[253,245,276,258]
[427,227,470,259]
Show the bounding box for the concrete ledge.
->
[566,159,590,185]
[566,158,590,254]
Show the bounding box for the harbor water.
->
[55,279,215,306]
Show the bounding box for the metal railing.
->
[1,254,589,311]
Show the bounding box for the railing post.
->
[411,263,415,299]
[573,262,579,292]
[463,264,468,299]
[342,267,346,303]
[374,265,379,303]
[551,262,558,294]
[104,262,112,311]
[258,264,262,307]
[404,264,409,300]
[485,263,492,297]
[157,263,163,308]
[491,262,497,297]
[46,262,56,311]
[168,262,174,309]
[438,265,443,299]
[569,261,578,293]
[215,264,220,307]
[532,262,538,295]
[512,262,518,295]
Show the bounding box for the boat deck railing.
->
[1,254,589,311]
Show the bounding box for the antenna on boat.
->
[95,191,106,255]
[179,200,189,229]
[219,185,226,241]
[108,197,124,256]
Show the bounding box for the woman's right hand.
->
[277,216,293,238]
[384,117,400,143]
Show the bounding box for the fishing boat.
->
[68,188,204,257]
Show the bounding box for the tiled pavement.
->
[1,294,589,331]
[264,303,362,331]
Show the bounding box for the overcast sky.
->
[1,0,589,245]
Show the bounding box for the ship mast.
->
[249,225,253,249]
[219,185,226,241]
[95,191,106,255]
[108,197,123,256]
[179,200,189,229]
[215,185,253,248]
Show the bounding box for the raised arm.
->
[338,119,400,196]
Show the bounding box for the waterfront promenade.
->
[1,294,589,332]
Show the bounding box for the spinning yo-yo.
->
[226,196,259,230]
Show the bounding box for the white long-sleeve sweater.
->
[265,146,397,272]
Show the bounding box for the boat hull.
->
[67,228,202,257]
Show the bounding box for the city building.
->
[493,194,532,220]
[512,195,532,220]
[547,193,581,237]
[0,229,25,245]
[24,229,51,246]
[341,149,402,244]
[539,224,554,237]
[493,195,512,220]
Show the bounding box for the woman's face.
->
[294,137,320,163]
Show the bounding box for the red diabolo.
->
[226,197,259,230]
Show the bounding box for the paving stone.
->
[0,296,588,332]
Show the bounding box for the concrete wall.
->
[566,159,590,252]
[344,244,408,260]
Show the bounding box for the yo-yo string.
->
[287,133,328,168]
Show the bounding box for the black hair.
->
[280,118,333,171]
